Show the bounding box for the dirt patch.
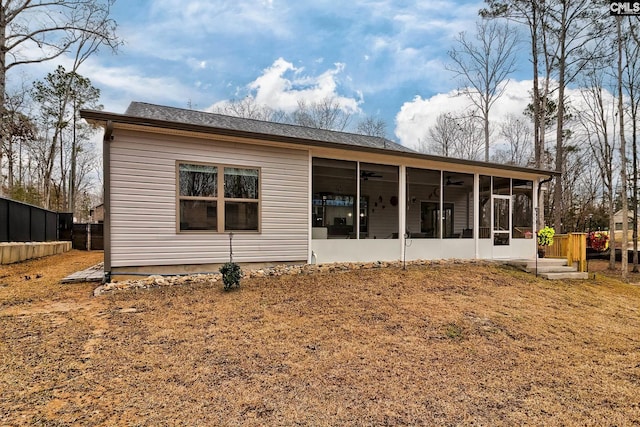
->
[1,251,640,425]
[0,250,102,310]
[589,258,640,281]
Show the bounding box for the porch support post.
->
[533,178,540,259]
[474,173,480,259]
[307,152,313,264]
[399,165,407,262]
[356,162,361,239]
[439,170,443,239]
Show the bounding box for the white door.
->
[492,195,511,258]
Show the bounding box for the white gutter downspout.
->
[103,120,113,283]
[399,165,407,264]
[356,162,361,239]
[308,151,313,264]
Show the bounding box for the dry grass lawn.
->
[1,251,640,426]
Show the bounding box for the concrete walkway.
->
[61,263,104,284]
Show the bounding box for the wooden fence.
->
[72,223,104,250]
[545,233,587,272]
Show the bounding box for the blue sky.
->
[11,0,542,149]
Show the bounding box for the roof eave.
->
[80,109,560,177]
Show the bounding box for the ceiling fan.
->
[361,170,383,180]
[445,176,464,186]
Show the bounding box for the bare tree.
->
[355,116,387,138]
[546,1,608,232]
[67,73,101,214]
[493,113,533,166]
[421,113,457,157]
[487,1,609,232]
[70,122,101,217]
[575,69,617,270]
[0,0,119,105]
[291,96,352,131]
[31,65,100,210]
[212,96,286,122]
[623,16,640,271]
[481,0,557,228]
[447,19,519,162]
[482,0,550,170]
[0,0,121,193]
[420,112,484,160]
[1,86,35,190]
[616,16,630,279]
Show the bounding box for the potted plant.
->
[537,226,555,258]
[587,231,609,252]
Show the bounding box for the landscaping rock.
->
[94,259,497,296]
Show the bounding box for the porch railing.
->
[545,233,587,272]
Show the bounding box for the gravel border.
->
[93,259,498,296]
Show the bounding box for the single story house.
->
[613,209,639,242]
[81,102,559,279]
[613,209,637,232]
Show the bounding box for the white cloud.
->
[149,0,290,38]
[394,79,622,154]
[76,60,198,112]
[395,80,533,149]
[209,57,362,114]
[186,58,208,71]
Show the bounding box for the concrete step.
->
[506,259,588,280]
[529,266,579,274]
[507,258,569,271]
[530,259,569,268]
[539,271,589,280]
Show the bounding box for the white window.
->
[178,162,260,232]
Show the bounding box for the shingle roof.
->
[124,101,416,154]
[80,102,560,177]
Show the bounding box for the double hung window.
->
[178,162,259,232]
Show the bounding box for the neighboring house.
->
[613,209,639,242]
[81,102,559,279]
[90,203,104,223]
[613,210,636,231]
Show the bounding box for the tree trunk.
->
[553,10,568,233]
[617,17,629,280]
[0,4,6,195]
[609,190,617,270]
[531,4,546,230]
[633,115,638,272]
[43,125,62,209]
[60,128,66,210]
[69,106,77,215]
[484,107,490,162]
[6,135,13,189]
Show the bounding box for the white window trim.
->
[176,161,261,234]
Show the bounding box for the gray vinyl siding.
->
[444,187,473,234]
[109,129,309,267]
[361,180,400,239]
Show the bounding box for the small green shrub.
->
[220,262,242,291]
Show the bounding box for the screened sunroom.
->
[311,157,536,264]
